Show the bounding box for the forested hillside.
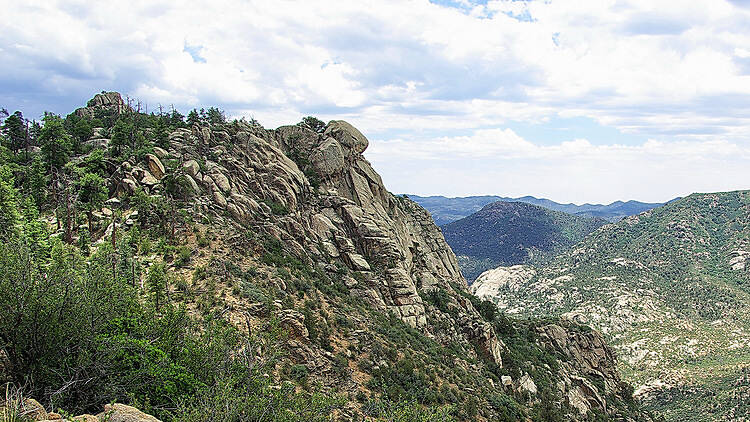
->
[0,92,652,421]
[471,191,750,421]
[442,201,607,281]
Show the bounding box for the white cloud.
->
[3,0,750,201]
[367,130,750,203]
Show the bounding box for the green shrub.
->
[0,235,348,421]
[488,393,526,422]
[261,199,289,216]
[361,399,455,422]
[175,245,192,267]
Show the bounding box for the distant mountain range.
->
[407,194,672,225]
[441,201,608,281]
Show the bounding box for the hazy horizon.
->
[400,192,677,206]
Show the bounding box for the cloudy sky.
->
[3,0,750,204]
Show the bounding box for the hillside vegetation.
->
[472,191,750,421]
[442,201,607,281]
[0,92,652,421]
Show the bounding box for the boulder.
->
[145,154,165,179]
[211,171,231,192]
[153,147,169,158]
[71,415,99,422]
[518,373,538,395]
[182,160,200,178]
[117,178,138,197]
[97,403,161,422]
[213,190,227,209]
[323,120,368,155]
[87,92,128,111]
[183,174,200,194]
[311,138,345,176]
[140,171,158,187]
[345,252,371,271]
[501,375,513,387]
[22,398,48,420]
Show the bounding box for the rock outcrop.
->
[32,92,650,421]
[75,91,131,119]
[0,400,159,422]
[536,322,634,416]
[156,117,504,366]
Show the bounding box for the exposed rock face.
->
[471,265,536,309]
[160,118,503,365]
[98,403,161,422]
[75,91,131,119]
[536,322,634,417]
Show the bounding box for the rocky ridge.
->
[11,92,652,420]
[84,93,503,362]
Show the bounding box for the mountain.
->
[471,191,750,421]
[442,201,608,281]
[0,92,652,421]
[408,194,669,225]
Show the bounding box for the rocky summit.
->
[0,92,652,421]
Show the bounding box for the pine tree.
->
[1,111,27,154]
[0,166,20,236]
[147,262,167,311]
[77,172,107,234]
[39,114,72,171]
[186,109,200,126]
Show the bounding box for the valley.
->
[471,191,750,421]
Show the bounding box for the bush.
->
[0,235,349,421]
[361,399,455,422]
[175,245,192,267]
[261,199,289,216]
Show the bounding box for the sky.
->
[3,0,750,204]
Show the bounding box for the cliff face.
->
[535,323,637,417]
[139,113,500,359]
[56,92,650,420]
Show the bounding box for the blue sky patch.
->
[183,43,207,63]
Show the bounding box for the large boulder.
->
[323,120,368,155]
[97,403,161,422]
[311,137,345,176]
[182,160,200,178]
[75,92,130,119]
[145,154,165,180]
[87,92,128,110]
[21,398,48,420]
